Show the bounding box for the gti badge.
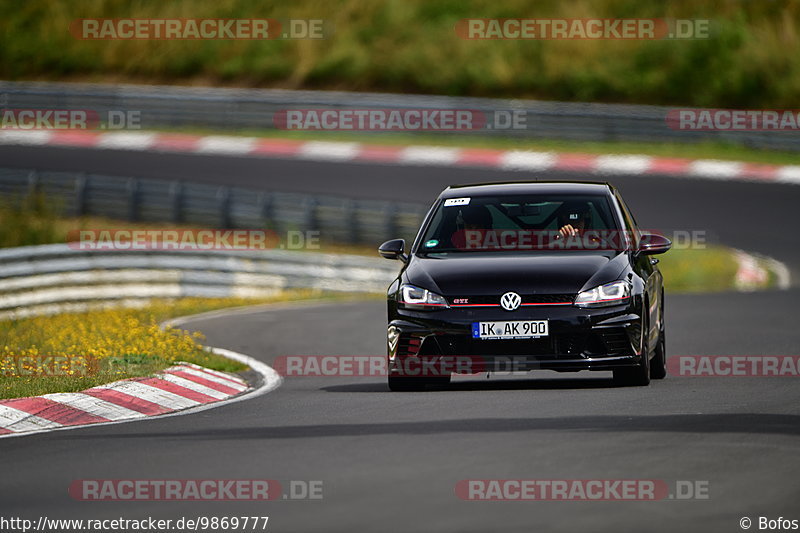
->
[500,291,521,311]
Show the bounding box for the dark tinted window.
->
[418,194,619,253]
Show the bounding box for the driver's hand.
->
[558,224,579,237]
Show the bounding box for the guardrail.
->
[0,243,400,319]
[1,81,795,151]
[0,167,429,245]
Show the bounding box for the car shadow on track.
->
[320,376,619,393]
[76,413,800,440]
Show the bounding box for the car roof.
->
[439,181,613,198]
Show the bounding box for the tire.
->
[650,325,667,380]
[387,374,450,392]
[613,313,651,387]
[428,374,452,387]
[388,375,426,391]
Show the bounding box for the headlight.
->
[399,284,449,309]
[574,280,632,307]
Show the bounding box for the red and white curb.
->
[734,250,791,291]
[0,348,281,439]
[1,129,799,185]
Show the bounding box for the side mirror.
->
[378,239,407,262]
[638,232,672,255]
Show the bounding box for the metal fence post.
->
[346,199,360,244]
[27,170,39,197]
[74,173,87,217]
[217,186,232,228]
[126,177,139,222]
[384,203,398,241]
[258,191,274,229]
[304,197,319,232]
[169,181,183,224]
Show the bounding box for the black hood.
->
[404,252,629,296]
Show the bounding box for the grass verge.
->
[0,290,361,400]
[658,246,740,293]
[2,1,798,109]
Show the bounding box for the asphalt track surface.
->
[1,145,799,532]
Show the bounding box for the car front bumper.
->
[388,301,644,375]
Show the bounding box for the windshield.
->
[417,193,622,254]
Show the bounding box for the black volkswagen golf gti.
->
[378,181,671,391]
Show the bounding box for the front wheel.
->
[650,328,667,380]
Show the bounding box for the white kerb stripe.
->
[174,367,248,391]
[0,130,54,145]
[594,155,653,175]
[399,146,461,165]
[299,141,361,161]
[159,373,230,400]
[776,166,800,185]
[42,392,145,421]
[97,132,157,150]
[96,381,200,409]
[176,363,248,386]
[0,405,62,432]
[500,151,557,171]
[688,160,743,179]
[196,136,257,155]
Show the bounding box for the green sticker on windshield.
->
[424,239,439,248]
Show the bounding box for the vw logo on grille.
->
[500,291,522,311]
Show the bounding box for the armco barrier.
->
[0,167,429,245]
[1,81,796,151]
[0,243,400,318]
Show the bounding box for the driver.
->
[458,204,493,231]
[557,201,592,238]
[451,204,493,250]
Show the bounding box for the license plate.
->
[471,320,549,340]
